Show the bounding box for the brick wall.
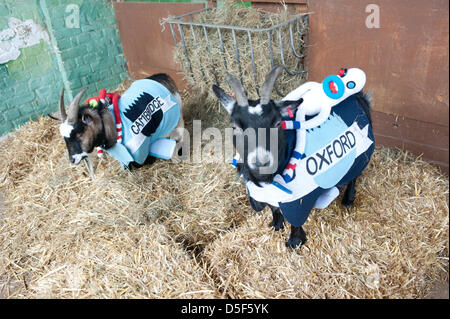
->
[0,0,128,137]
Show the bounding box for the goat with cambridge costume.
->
[53,74,185,174]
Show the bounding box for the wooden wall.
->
[113,2,205,88]
[306,0,449,173]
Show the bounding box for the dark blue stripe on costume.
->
[272,181,293,194]
[292,151,302,159]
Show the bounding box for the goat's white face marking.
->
[224,101,235,115]
[248,103,263,115]
[71,152,88,165]
[59,121,74,138]
[247,146,274,170]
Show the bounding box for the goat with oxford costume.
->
[212,66,374,248]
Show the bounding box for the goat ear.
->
[47,112,62,121]
[101,110,118,149]
[212,85,236,115]
[277,98,303,116]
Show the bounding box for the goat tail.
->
[363,90,375,109]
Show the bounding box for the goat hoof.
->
[342,198,354,209]
[269,219,284,231]
[285,237,304,249]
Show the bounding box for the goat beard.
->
[83,156,95,180]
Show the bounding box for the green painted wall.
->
[0,0,128,137]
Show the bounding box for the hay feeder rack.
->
[166,8,309,97]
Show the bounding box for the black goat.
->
[213,66,374,248]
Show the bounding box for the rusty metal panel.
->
[371,111,449,150]
[372,110,449,171]
[306,0,449,127]
[113,2,205,89]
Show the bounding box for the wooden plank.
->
[371,111,449,149]
[113,2,205,89]
[374,132,449,174]
[371,110,449,170]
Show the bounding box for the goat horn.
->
[226,74,248,107]
[67,87,87,124]
[260,66,284,105]
[58,88,67,122]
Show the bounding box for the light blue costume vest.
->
[105,79,180,167]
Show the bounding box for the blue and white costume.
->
[245,94,375,227]
[105,79,180,167]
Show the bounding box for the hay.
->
[0,84,448,298]
[0,118,217,298]
[203,148,449,298]
[169,0,308,102]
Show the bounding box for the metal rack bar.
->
[167,8,309,97]
[231,28,243,84]
[247,30,259,95]
[166,9,308,33]
[202,25,219,85]
[177,23,193,75]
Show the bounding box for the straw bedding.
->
[0,119,218,298]
[203,148,449,298]
[0,87,448,298]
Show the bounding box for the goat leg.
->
[268,204,284,231]
[286,225,307,248]
[341,178,357,208]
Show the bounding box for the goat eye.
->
[232,125,242,134]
